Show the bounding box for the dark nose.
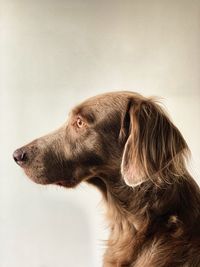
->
[13,148,28,166]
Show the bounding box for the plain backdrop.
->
[1,0,200,266]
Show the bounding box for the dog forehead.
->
[74,92,131,114]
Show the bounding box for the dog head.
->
[13,92,189,188]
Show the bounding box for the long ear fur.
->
[121,98,189,187]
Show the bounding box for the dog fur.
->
[13,91,200,266]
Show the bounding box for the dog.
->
[13,91,200,266]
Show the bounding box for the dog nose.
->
[13,149,28,165]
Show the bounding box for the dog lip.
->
[53,179,77,187]
[54,181,68,186]
[55,181,64,186]
[15,160,26,167]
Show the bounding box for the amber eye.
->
[76,117,85,128]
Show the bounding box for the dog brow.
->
[72,106,96,124]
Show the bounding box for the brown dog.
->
[13,91,200,266]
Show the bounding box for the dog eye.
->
[76,117,86,128]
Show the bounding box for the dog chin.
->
[23,169,50,185]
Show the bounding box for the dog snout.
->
[13,148,28,166]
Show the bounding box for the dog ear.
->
[121,98,189,187]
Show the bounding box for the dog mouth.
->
[16,159,78,188]
[13,151,79,188]
[26,172,78,188]
[24,172,78,188]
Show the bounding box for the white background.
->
[1,1,200,266]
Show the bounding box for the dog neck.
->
[87,175,150,265]
[87,172,200,266]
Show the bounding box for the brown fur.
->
[13,91,200,266]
